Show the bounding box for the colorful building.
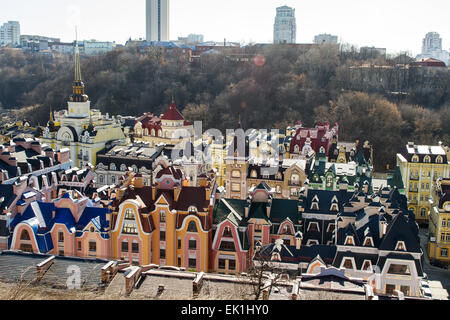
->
[41,41,126,167]
[428,178,450,266]
[396,142,450,224]
[9,190,111,259]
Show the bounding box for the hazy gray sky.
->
[1,0,449,55]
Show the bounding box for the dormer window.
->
[281,224,293,235]
[424,155,431,163]
[327,223,335,233]
[364,237,374,247]
[306,239,319,246]
[308,222,320,232]
[395,241,406,251]
[436,156,443,164]
[411,155,419,163]
[362,260,372,271]
[341,258,355,270]
[251,170,257,178]
[311,201,319,210]
[319,146,325,154]
[271,252,281,261]
[344,236,355,246]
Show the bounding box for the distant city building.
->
[360,47,387,59]
[314,34,338,45]
[0,21,20,46]
[82,40,116,56]
[20,35,60,43]
[146,0,170,42]
[416,32,449,66]
[178,34,204,44]
[273,6,296,44]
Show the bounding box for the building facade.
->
[146,0,170,42]
[396,142,450,225]
[273,6,296,44]
[314,34,338,45]
[428,178,450,266]
[0,21,20,46]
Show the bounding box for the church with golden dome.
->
[41,41,126,168]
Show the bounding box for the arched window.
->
[120,164,127,172]
[187,221,198,233]
[99,175,104,184]
[151,129,155,136]
[294,145,300,153]
[411,155,419,163]
[250,170,257,178]
[436,156,443,164]
[424,155,431,163]
[110,163,116,171]
[420,208,427,217]
[20,230,31,240]
[125,209,135,220]
[319,146,325,154]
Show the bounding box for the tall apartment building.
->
[422,32,442,53]
[396,142,450,225]
[416,32,449,66]
[273,6,296,44]
[0,21,20,46]
[314,34,338,45]
[146,0,170,42]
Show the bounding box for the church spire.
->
[69,27,88,103]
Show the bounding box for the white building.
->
[146,0,170,42]
[0,21,20,46]
[83,40,116,55]
[273,6,296,44]
[416,32,449,66]
[314,34,338,45]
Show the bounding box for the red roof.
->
[161,102,185,121]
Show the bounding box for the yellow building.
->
[41,41,126,168]
[396,142,450,225]
[428,178,450,266]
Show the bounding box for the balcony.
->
[409,176,419,181]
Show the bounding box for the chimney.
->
[134,174,144,189]
[266,199,272,219]
[295,232,303,250]
[205,187,211,201]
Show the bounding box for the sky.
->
[1,0,449,55]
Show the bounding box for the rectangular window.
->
[387,264,411,275]
[231,183,240,192]
[89,242,96,252]
[400,286,410,296]
[443,220,447,228]
[441,248,448,257]
[160,231,166,241]
[77,241,82,251]
[441,233,446,242]
[160,249,166,259]
[122,241,129,252]
[178,257,181,267]
[228,259,236,270]
[178,238,181,249]
[58,250,64,256]
[189,258,197,269]
[386,284,396,295]
[189,239,197,250]
[446,234,450,242]
[218,259,226,269]
[132,243,139,253]
[58,232,64,243]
